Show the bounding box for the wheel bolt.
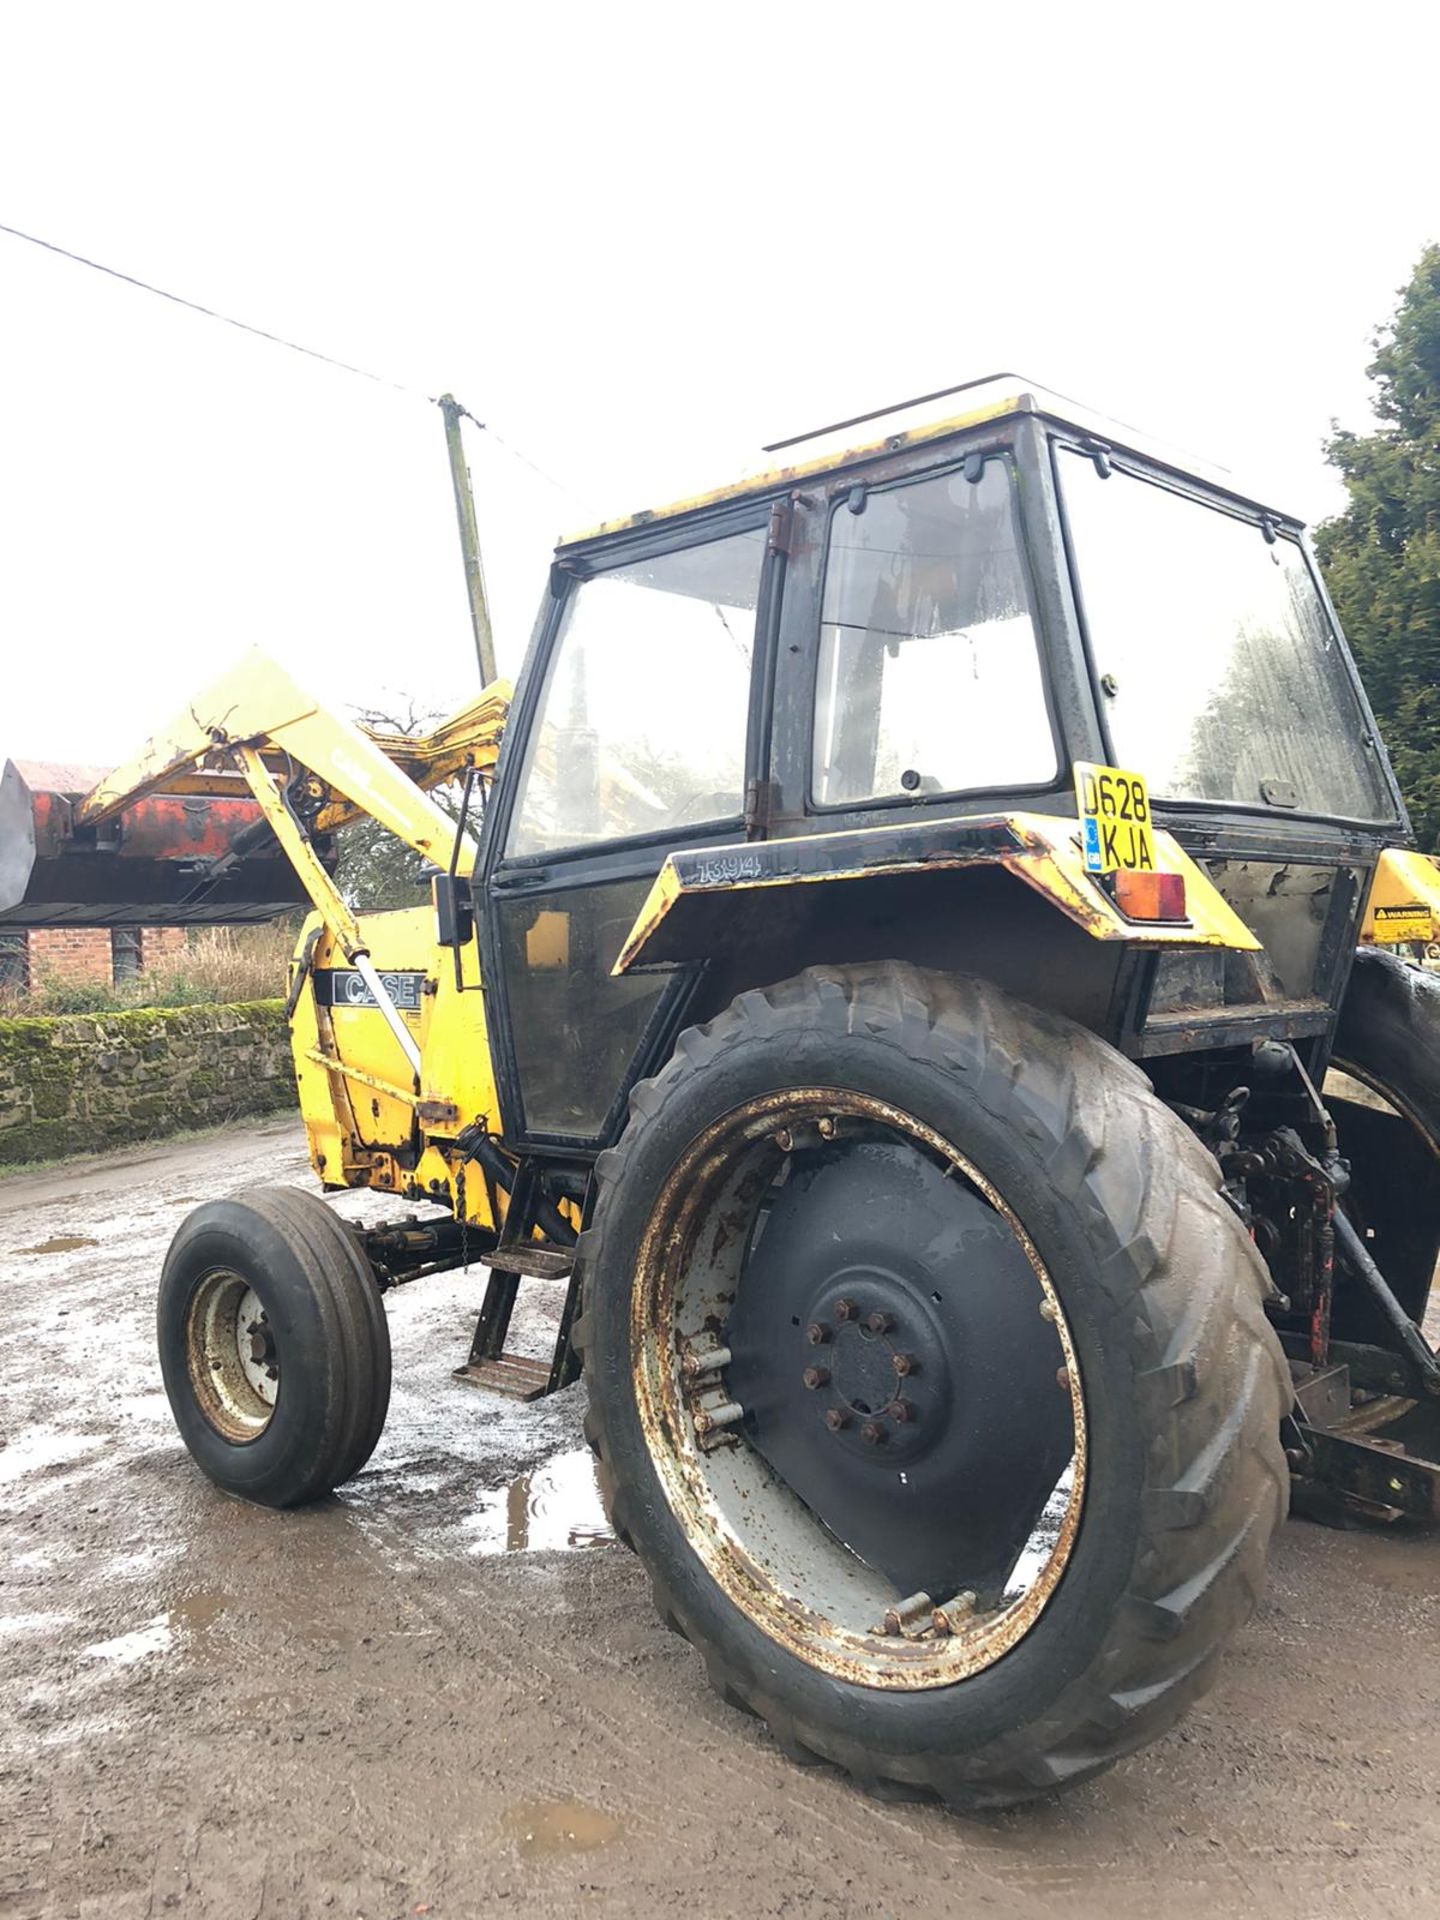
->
[861,1420,887,1446]
[891,1351,915,1376]
[806,1322,831,1346]
[824,1408,848,1432]
[866,1310,893,1336]
[834,1299,857,1322]
[817,1116,837,1139]
[802,1365,830,1390]
[890,1398,916,1423]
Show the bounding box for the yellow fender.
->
[1360,848,1440,947]
[614,811,1260,976]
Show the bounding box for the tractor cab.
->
[476,375,1411,1155]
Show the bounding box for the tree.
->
[334,701,468,911]
[1315,244,1440,848]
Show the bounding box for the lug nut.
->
[834,1299,857,1323]
[890,1398,916,1423]
[682,1344,731,1379]
[866,1310,893,1336]
[694,1400,745,1436]
[817,1116,837,1139]
[773,1127,794,1152]
[802,1365,830,1390]
[860,1420,887,1446]
[931,1591,978,1636]
[824,1408,849,1432]
[806,1322,831,1346]
[891,1351,915,1377]
[882,1592,932,1637]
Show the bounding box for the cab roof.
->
[557,373,1292,550]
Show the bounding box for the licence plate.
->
[1074,762,1157,874]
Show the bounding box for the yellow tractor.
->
[6,376,1440,1808]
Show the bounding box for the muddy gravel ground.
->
[2,1118,1439,1920]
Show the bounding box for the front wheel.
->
[158,1185,391,1507]
[575,963,1289,1808]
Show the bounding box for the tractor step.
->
[483,1245,575,1279]
[452,1353,553,1401]
[453,1157,589,1404]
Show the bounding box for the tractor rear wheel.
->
[1328,948,1440,1342]
[574,962,1289,1808]
[157,1185,391,1508]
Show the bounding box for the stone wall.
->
[0,1000,294,1166]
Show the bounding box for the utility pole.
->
[438,394,498,686]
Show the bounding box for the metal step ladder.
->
[452,1162,584,1400]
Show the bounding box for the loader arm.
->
[77,647,510,876]
[58,648,511,1081]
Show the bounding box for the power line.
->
[0,217,584,500]
[0,217,424,396]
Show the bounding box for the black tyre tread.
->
[1335,948,1440,1138]
[573,961,1289,1810]
[163,1184,391,1507]
[248,1186,391,1493]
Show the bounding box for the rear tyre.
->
[157,1184,391,1507]
[575,962,1289,1808]
[1329,950,1440,1338]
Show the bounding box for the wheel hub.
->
[800,1275,949,1463]
[725,1133,1074,1601]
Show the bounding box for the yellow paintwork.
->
[74,647,510,1224]
[613,811,1261,976]
[562,391,1026,545]
[288,904,504,1227]
[76,647,501,878]
[1360,848,1440,947]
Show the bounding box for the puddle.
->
[17,1236,98,1255]
[464,1449,614,1555]
[169,1590,229,1630]
[0,1427,106,1485]
[500,1799,624,1857]
[83,1617,172,1665]
[0,1610,73,1640]
[81,1591,230,1665]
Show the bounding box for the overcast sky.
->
[2,1,1437,764]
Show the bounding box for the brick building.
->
[0,924,189,995]
[0,758,191,997]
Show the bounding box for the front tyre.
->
[575,963,1288,1808]
[158,1185,391,1508]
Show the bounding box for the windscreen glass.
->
[1058,449,1392,821]
[811,459,1056,807]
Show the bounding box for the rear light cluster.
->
[1114,869,1187,922]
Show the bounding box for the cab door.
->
[480,510,781,1148]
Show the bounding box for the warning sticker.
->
[1373,904,1433,945]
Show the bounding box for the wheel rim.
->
[185,1270,279,1442]
[631,1089,1087,1690]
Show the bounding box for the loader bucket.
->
[0,758,320,928]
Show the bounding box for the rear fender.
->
[614,811,1260,976]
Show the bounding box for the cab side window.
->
[811,460,1055,807]
[508,527,766,858]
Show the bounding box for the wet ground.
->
[2,1116,1438,1919]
